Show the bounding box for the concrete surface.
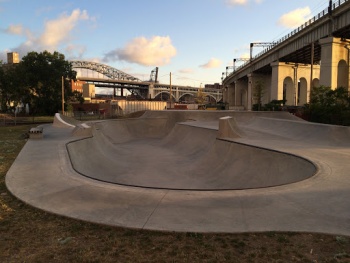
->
[5,111,350,235]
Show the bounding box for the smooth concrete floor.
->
[5,111,350,235]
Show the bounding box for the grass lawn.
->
[0,125,349,262]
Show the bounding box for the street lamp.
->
[61,76,65,115]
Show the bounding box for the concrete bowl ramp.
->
[6,110,350,235]
[67,113,316,190]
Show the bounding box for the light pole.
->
[169,72,172,109]
[61,76,65,115]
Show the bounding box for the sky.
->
[0,0,333,88]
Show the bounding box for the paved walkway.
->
[5,111,350,235]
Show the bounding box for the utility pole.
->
[310,42,314,103]
[169,72,172,109]
[61,76,65,115]
[328,0,334,36]
[250,42,276,61]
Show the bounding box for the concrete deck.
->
[5,111,350,235]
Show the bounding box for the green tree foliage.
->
[0,65,24,112]
[263,99,285,111]
[195,88,207,105]
[20,51,77,115]
[252,80,265,111]
[305,86,350,125]
[0,51,76,115]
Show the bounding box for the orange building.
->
[71,80,86,93]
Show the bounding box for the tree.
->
[18,51,77,115]
[306,86,350,125]
[0,64,24,112]
[253,80,265,111]
[195,88,207,105]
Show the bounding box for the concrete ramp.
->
[94,118,170,143]
[8,109,350,235]
[242,117,350,146]
[53,113,76,128]
[217,116,244,139]
[53,113,92,137]
[67,116,316,190]
[72,123,93,137]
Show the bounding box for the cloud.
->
[103,36,177,66]
[278,7,311,29]
[225,0,262,7]
[239,53,250,59]
[5,24,24,35]
[199,58,222,69]
[64,44,87,59]
[178,68,195,74]
[38,9,89,49]
[225,0,247,6]
[3,9,92,57]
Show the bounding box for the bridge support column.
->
[235,79,248,110]
[247,74,254,111]
[271,62,285,102]
[228,83,235,106]
[271,62,320,106]
[148,83,155,99]
[175,87,179,102]
[319,37,350,89]
[234,81,240,106]
[222,86,229,104]
[223,83,235,106]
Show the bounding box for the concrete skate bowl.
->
[67,112,317,190]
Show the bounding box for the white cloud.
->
[178,68,195,74]
[3,9,91,57]
[225,0,248,6]
[278,7,311,29]
[200,58,222,69]
[104,36,177,66]
[64,44,87,59]
[6,24,24,35]
[38,9,89,49]
[239,53,250,59]
[225,0,263,7]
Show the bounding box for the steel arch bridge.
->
[71,60,148,98]
[71,61,141,82]
[70,60,223,102]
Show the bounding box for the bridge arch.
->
[179,93,195,102]
[283,77,294,105]
[338,60,348,88]
[205,94,218,103]
[312,78,320,88]
[154,92,176,101]
[71,61,141,82]
[298,77,308,106]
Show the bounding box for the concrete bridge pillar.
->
[247,74,254,111]
[271,62,286,102]
[319,37,350,90]
[222,85,229,104]
[175,87,179,102]
[235,79,247,109]
[247,73,271,106]
[148,83,155,99]
[271,62,320,106]
[234,81,240,106]
[224,83,235,106]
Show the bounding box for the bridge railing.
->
[229,0,348,76]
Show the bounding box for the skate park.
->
[5,110,350,235]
